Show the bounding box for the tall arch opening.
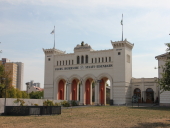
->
[85,79,91,105]
[72,79,78,101]
[58,80,65,100]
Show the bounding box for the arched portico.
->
[96,73,113,105]
[55,75,67,100]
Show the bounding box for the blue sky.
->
[0,0,170,90]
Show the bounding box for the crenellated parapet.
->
[74,41,94,52]
[111,39,134,49]
[43,48,66,55]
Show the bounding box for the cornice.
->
[43,48,65,55]
[111,39,134,49]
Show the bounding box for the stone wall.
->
[0,98,65,113]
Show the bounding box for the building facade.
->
[43,40,134,105]
[43,40,159,105]
[0,58,24,90]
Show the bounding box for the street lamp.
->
[2,78,6,114]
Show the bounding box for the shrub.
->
[13,98,25,106]
[54,102,61,106]
[43,100,54,106]
[61,101,70,107]
[34,104,39,106]
[71,100,78,106]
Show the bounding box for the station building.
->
[43,40,158,105]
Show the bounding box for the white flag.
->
[50,29,54,34]
[121,19,123,25]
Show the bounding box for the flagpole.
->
[54,26,55,49]
[122,14,123,41]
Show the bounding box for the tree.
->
[29,91,44,99]
[0,65,12,98]
[158,43,170,92]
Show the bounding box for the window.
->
[66,60,67,65]
[102,57,104,62]
[48,58,50,61]
[105,57,107,62]
[77,56,80,64]
[127,54,130,63]
[109,57,111,62]
[86,55,88,63]
[60,61,61,65]
[95,58,97,63]
[57,61,58,66]
[98,58,100,63]
[92,58,93,63]
[63,61,64,65]
[69,60,70,65]
[118,52,121,55]
[72,60,73,65]
[81,56,84,64]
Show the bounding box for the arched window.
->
[57,61,58,66]
[109,57,111,62]
[77,56,80,64]
[63,61,64,65]
[81,56,84,64]
[66,60,67,65]
[60,61,61,65]
[146,88,154,103]
[86,55,88,63]
[92,58,93,63]
[69,60,70,65]
[105,57,107,62]
[102,57,104,62]
[72,60,73,65]
[98,58,100,63]
[134,88,141,103]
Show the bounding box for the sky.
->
[0,0,170,90]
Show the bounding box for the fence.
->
[5,106,61,116]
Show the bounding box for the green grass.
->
[0,106,170,128]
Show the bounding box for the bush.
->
[61,101,70,107]
[13,98,25,106]
[34,104,39,106]
[43,100,54,106]
[54,102,61,106]
[71,100,78,106]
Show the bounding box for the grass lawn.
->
[0,106,170,128]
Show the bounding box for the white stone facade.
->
[43,40,158,105]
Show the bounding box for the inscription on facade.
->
[55,64,113,70]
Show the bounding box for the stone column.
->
[66,84,69,100]
[95,82,99,105]
[80,81,84,105]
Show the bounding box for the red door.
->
[72,80,77,100]
[58,80,64,100]
[85,80,90,105]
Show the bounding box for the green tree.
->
[29,91,44,99]
[16,88,22,98]
[0,65,12,98]
[21,91,28,98]
[6,86,16,98]
[158,43,170,92]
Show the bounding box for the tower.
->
[43,48,65,99]
[111,39,134,104]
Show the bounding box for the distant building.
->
[0,58,24,90]
[26,80,43,93]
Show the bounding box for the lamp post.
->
[2,78,6,114]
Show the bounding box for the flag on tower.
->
[50,29,54,34]
[121,14,123,25]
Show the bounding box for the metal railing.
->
[4,106,61,116]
